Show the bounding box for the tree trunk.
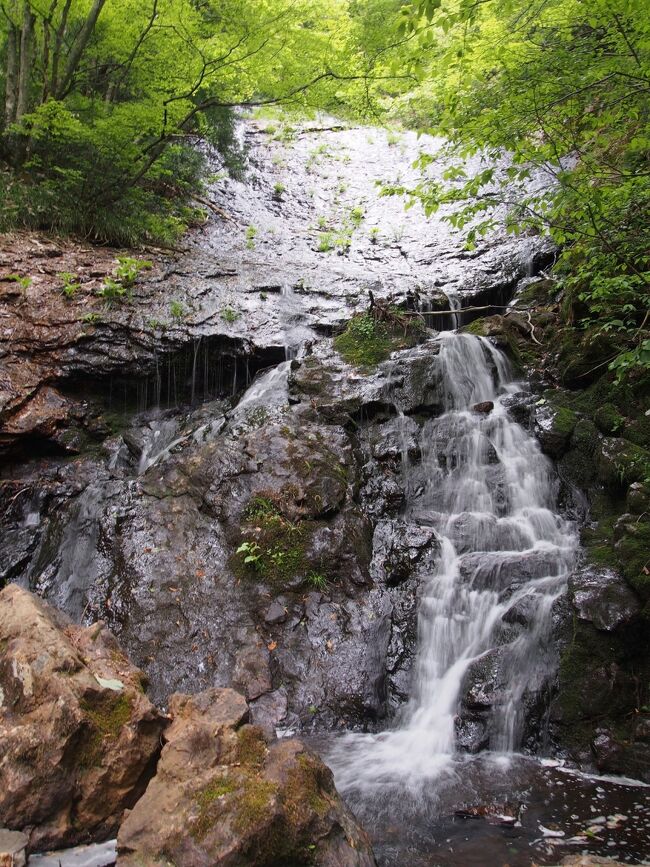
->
[16,2,35,121]
[56,0,108,98]
[4,24,19,126]
[50,0,73,98]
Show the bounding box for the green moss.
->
[233,777,278,834]
[464,318,489,336]
[237,726,267,767]
[334,314,393,367]
[616,520,650,603]
[283,754,329,824]
[231,494,322,590]
[78,691,133,767]
[191,773,237,839]
[554,406,579,437]
[334,310,425,369]
[594,402,624,436]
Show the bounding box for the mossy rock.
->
[334,310,426,369]
[229,495,322,591]
[559,418,601,489]
[594,402,625,436]
[615,518,650,605]
[597,438,650,489]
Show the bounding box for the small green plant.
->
[245,225,257,249]
[81,312,101,324]
[115,256,152,287]
[386,129,401,146]
[97,257,151,305]
[221,305,240,323]
[169,300,185,319]
[273,181,286,198]
[317,215,328,229]
[337,181,347,194]
[6,273,31,290]
[369,226,380,244]
[318,232,335,252]
[307,571,328,591]
[259,292,268,301]
[59,271,80,299]
[349,206,365,227]
[236,541,262,569]
[147,317,163,330]
[98,277,128,304]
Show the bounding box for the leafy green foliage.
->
[0,0,396,244]
[385,0,650,381]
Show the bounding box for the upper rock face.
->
[117,687,376,867]
[0,119,551,457]
[0,585,166,852]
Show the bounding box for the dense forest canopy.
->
[0,0,648,376]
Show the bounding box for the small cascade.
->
[327,330,577,795]
[232,360,291,416]
[445,289,462,330]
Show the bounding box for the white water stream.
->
[328,332,578,793]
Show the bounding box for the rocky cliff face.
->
[1,116,647,824]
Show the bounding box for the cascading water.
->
[327,330,578,796]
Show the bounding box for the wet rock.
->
[569,566,641,631]
[289,340,444,420]
[554,858,630,867]
[501,390,537,428]
[0,387,73,453]
[461,650,501,710]
[0,829,27,867]
[370,520,439,587]
[117,688,376,867]
[249,689,288,734]
[534,402,577,458]
[0,585,166,852]
[263,601,287,624]
[232,644,272,701]
[472,400,494,414]
[455,716,490,753]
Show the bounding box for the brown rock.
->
[117,688,376,867]
[0,585,166,852]
[472,400,494,414]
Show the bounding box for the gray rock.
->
[570,566,641,631]
[264,601,287,624]
[455,716,490,753]
[0,829,27,867]
[28,841,117,867]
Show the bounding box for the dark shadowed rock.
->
[0,585,166,852]
[117,688,376,867]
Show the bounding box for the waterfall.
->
[326,331,577,794]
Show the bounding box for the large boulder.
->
[0,585,166,852]
[117,688,376,867]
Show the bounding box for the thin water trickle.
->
[326,331,578,795]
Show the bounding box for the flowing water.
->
[325,331,580,828]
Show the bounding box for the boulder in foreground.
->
[117,687,376,866]
[0,585,166,852]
